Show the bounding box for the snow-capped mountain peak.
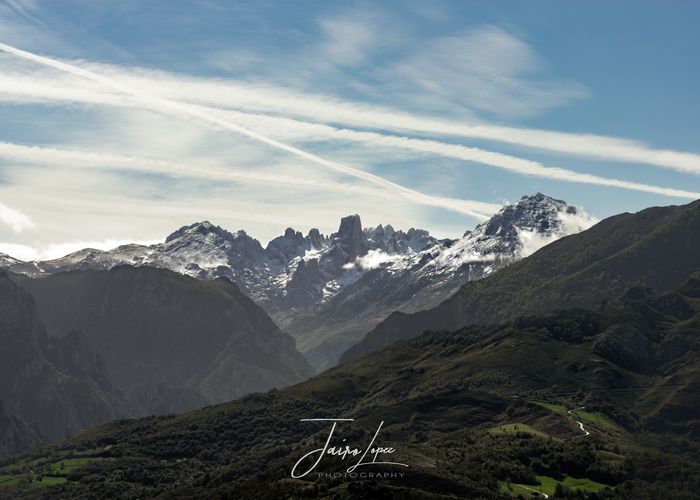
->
[423,193,597,274]
[465,192,597,258]
[0,193,594,339]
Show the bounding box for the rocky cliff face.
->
[19,266,313,407]
[0,264,314,455]
[0,273,126,456]
[0,401,44,457]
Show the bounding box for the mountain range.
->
[341,198,700,364]
[0,192,595,457]
[0,196,698,497]
[0,193,596,371]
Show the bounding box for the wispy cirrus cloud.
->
[376,26,589,118]
[0,141,502,214]
[0,51,696,201]
[317,12,382,68]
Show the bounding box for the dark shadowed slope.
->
[341,199,700,364]
[17,266,313,411]
[0,273,125,456]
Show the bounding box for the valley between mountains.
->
[0,194,698,499]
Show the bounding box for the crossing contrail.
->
[0,41,500,220]
[2,61,697,200]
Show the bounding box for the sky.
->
[0,0,699,260]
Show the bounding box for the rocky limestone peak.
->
[329,214,369,263]
[305,228,327,249]
[52,248,106,261]
[464,193,585,258]
[475,193,571,238]
[165,221,259,246]
[364,224,388,251]
[403,228,436,253]
[165,220,224,243]
[364,224,436,254]
[164,221,262,250]
[337,214,363,238]
[162,221,266,270]
[0,253,24,266]
[266,227,307,265]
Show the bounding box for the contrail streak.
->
[0,42,497,220]
[5,0,46,26]
[1,68,696,200]
[0,141,447,202]
[216,109,700,200]
[39,62,700,176]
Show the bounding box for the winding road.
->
[567,406,590,438]
[512,405,591,497]
[513,483,549,498]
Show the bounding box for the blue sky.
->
[0,0,698,259]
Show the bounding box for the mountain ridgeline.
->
[341,199,700,364]
[0,193,595,371]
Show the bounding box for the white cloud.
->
[517,208,599,258]
[0,141,411,199]
[344,249,405,271]
[0,239,159,261]
[0,200,33,232]
[318,13,380,67]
